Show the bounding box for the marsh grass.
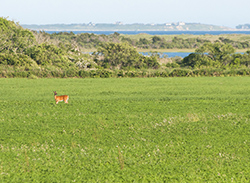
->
[123,33,250,43]
[1,77,250,182]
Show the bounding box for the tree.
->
[152,36,161,43]
[24,43,74,67]
[182,42,236,68]
[0,17,36,53]
[94,42,159,69]
[195,42,235,65]
[182,53,215,68]
[0,52,37,66]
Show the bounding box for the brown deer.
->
[53,91,69,104]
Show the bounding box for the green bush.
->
[170,68,192,77]
[79,70,90,78]
[0,53,37,66]
[0,17,36,54]
[24,43,72,67]
[166,62,180,68]
[95,42,159,69]
[2,66,250,78]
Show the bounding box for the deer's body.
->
[53,91,69,104]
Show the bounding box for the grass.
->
[122,33,250,42]
[1,77,250,182]
[123,34,250,53]
[84,47,249,54]
[85,47,249,53]
[82,34,250,53]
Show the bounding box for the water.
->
[140,52,245,58]
[140,52,191,58]
[46,30,250,35]
[47,30,250,58]
[87,51,245,58]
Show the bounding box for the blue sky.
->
[1,0,250,28]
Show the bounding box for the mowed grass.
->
[1,77,250,182]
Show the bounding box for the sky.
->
[1,0,250,28]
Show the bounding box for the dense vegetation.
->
[1,77,250,182]
[48,31,250,50]
[93,42,159,69]
[1,17,250,78]
[182,42,250,68]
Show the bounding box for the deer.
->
[53,91,69,104]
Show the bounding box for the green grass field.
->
[1,77,250,182]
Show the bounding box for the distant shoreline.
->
[21,22,250,33]
[21,22,240,32]
[36,30,250,36]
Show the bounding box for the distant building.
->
[171,22,186,26]
[236,24,250,29]
[88,22,95,26]
[114,21,123,25]
[178,22,185,26]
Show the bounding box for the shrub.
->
[95,42,160,69]
[170,68,192,77]
[28,74,38,79]
[0,53,37,66]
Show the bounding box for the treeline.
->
[0,17,159,71]
[1,17,250,78]
[46,31,250,50]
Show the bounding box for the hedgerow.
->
[2,65,250,78]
